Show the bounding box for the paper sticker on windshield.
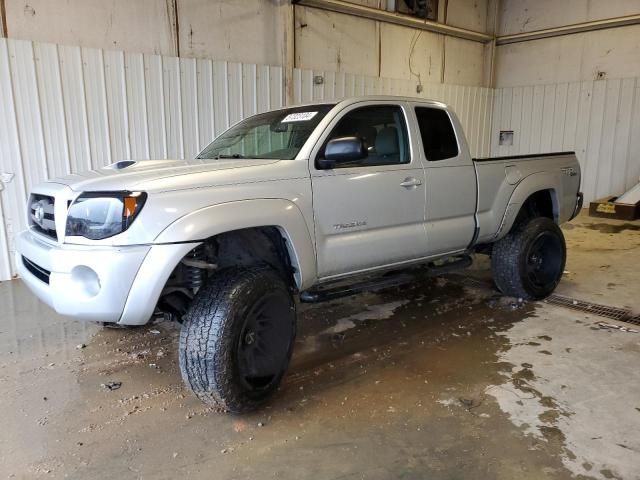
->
[282,111,318,123]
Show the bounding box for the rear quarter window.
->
[415,107,459,161]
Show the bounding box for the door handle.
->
[400,177,422,188]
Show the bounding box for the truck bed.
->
[472,151,580,244]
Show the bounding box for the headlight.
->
[66,191,147,240]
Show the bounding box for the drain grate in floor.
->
[547,295,640,327]
[624,314,640,327]
[449,274,640,327]
[545,294,631,321]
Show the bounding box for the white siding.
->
[0,37,492,281]
[491,77,640,203]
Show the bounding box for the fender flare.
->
[495,171,560,240]
[153,199,317,289]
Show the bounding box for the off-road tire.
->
[179,267,296,413]
[491,217,566,300]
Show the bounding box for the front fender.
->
[153,199,317,290]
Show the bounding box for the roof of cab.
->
[280,95,450,110]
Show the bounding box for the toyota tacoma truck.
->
[16,96,583,412]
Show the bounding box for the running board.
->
[300,255,472,303]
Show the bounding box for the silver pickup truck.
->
[16,96,582,412]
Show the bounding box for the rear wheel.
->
[491,217,566,300]
[179,267,296,413]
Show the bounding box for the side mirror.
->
[318,136,367,169]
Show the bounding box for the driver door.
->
[310,102,428,279]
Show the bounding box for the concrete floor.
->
[1,213,639,480]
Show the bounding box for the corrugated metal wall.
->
[491,78,640,203]
[0,37,493,281]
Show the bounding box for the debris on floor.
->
[595,322,639,333]
[100,381,122,391]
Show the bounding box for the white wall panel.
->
[492,77,640,203]
[180,58,199,160]
[125,53,150,160]
[162,56,184,159]
[226,62,244,127]
[0,38,492,281]
[196,59,215,151]
[9,40,48,187]
[33,43,70,180]
[144,54,168,159]
[104,50,131,166]
[211,61,230,138]
[81,47,110,169]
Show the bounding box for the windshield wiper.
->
[196,153,246,160]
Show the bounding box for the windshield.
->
[197,104,336,160]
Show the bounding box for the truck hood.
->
[50,159,284,192]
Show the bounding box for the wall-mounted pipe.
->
[487,0,499,88]
[173,0,180,56]
[285,3,296,105]
[440,0,448,83]
[293,0,493,43]
[496,14,640,45]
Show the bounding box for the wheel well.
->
[208,227,295,282]
[157,227,296,321]
[516,189,557,226]
[474,190,558,256]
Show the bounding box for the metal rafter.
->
[293,0,493,43]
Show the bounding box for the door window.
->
[319,105,410,167]
[415,107,459,161]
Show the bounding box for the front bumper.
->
[15,229,199,325]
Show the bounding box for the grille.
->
[29,194,57,240]
[22,256,51,284]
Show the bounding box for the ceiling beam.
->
[496,14,640,45]
[293,0,493,43]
